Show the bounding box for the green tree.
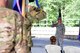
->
[32,0,80,27]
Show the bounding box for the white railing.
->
[31,27,79,38]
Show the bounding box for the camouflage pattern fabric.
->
[56,23,65,39]
[0,6,46,53]
[25,6,46,48]
[55,23,65,52]
[0,7,23,53]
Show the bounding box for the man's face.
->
[58,19,62,24]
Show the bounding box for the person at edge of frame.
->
[0,0,46,53]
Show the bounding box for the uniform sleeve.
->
[13,12,23,43]
[14,12,30,53]
[62,24,65,35]
[29,6,46,21]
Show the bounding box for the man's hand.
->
[29,6,46,20]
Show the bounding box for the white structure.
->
[31,27,79,38]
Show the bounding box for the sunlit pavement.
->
[31,38,80,53]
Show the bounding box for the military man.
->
[0,0,46,53]
[55,8,65,53]
[55,19,65,53]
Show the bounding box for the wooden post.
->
[22,0,26,40]
[22,0,26,17]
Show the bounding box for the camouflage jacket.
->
[56,23,65,38]
[0,7,46,53]
[0,7,23,53]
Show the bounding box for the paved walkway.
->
[31,38,80,53]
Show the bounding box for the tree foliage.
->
[36,0,80,27]
[8,0,80,27]
[64,0,80,26]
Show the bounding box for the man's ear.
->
[29,0,34,2]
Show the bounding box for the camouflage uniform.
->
[0,7,23,53]
[27,6,46,47]
[55,23,65,51]
[24,6,46,52]
[0,6,46,53]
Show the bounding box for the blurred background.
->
[8,0,80,27]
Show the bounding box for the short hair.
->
[50,36,56,44]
